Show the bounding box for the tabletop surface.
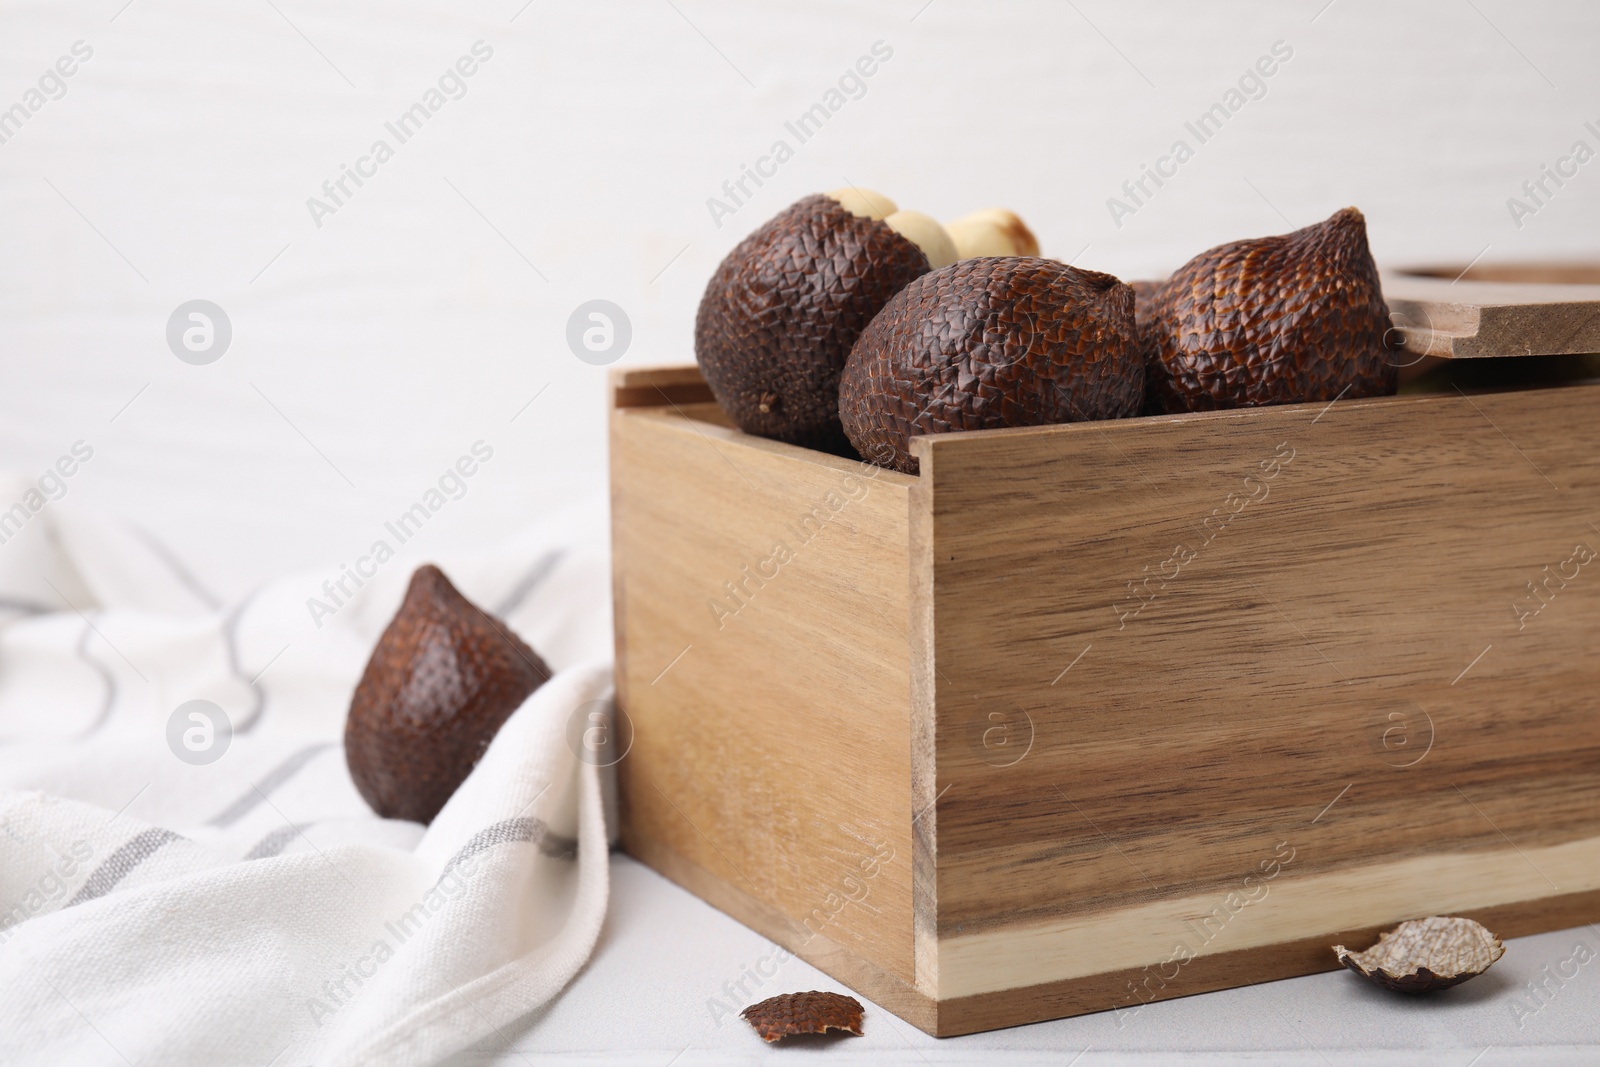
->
[443,853,1600,1066]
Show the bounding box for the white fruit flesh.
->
[825,187,898,220]
[884,210,958,269]
[946,208,1040,258]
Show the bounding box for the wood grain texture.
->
[1381,269,1600,358]
[613,365,1600,1036]
[610,375,920,985]
[937,834,1600,997]
[932,887,1600,1036]
[912,380,1600,1005]
[908,440,941,999]
[610,365,715,409]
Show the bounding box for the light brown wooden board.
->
[911,382,1600,1005]
[1381,268,1600,359]
[932,887,1600,1035]
[610,369,920,986]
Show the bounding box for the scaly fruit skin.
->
[1129,278,1165,415]
[1129,278,1164,334]
[1145,207,1397,414]
[695,194,931,450]
[839,257,1144,474]
[345,564,550,824]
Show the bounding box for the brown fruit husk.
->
[1145,207,1398,414]
[838,256,1144,474]
[1129,277,1166,416]
[740,990,864,1043]
[695,194,931,450]
[1129,277,1163,316]
[1334,915,1505,993]
[344,564,550,824]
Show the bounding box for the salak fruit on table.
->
[344,564,550,824]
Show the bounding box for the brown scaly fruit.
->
[1144,207,1398,414]
[1128,278,1164,350]
[1127,278,1167,416]
[839,257,1144,474]
[345,564,550,824]
[694,191,1038,450]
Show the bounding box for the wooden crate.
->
[609,283,1600,1036]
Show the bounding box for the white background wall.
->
[2,0,1597,599]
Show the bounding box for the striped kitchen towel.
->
[0,478,615,1066]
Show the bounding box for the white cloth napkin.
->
[0,477,615,1066]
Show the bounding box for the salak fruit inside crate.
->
[695,195,1398,470]
[694,189,1036,452]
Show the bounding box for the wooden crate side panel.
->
[932,886,1600,1036]
[936,834,1600,998]
[613,404,920,983]
[916,384,1600,996]
[908,467,941,997]
[626,832,939,1035]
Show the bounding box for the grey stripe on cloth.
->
[0,610,114,744]
[244,823,308,860]
[492,549,565,618]
[67,828,182,907]
[129,524,223,611]
[130,528,276,734]
[223,589,266,734]
[436,816,577,887]
[245,816,576,873]
[0,597,52,615]
[206,743,336,828]
[74,618,116,738]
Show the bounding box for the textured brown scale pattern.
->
[838,257,1144,474]
[1145,207,1397,414]
[740,990,864,1043]
[1335,916,1505,993]
[345,564,550,824]
[1129,277,1165,414]
[695,194,930,449]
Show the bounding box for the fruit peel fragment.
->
[740,990,865,1043]
[1334,915,1504,993]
